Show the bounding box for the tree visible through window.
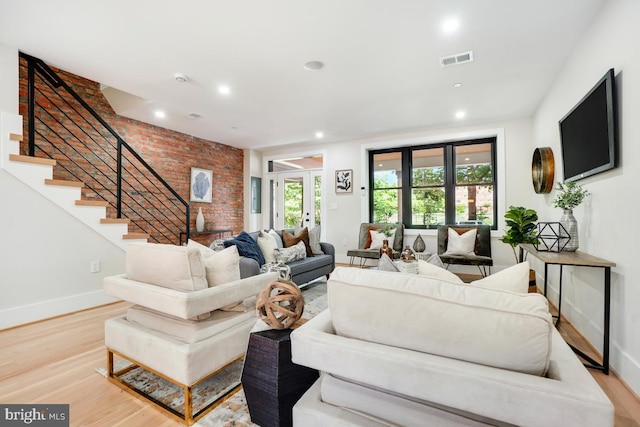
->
[369,138,497,229]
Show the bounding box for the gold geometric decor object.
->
[532,147,555,194]
[256,280,304,329]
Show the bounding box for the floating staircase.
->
[1,112,149,250]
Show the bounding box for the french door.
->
[271,170,322,230]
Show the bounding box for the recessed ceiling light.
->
[455,110,466,119]
[304,61,324,71]
[378,163,383,167]
[453,82,462,88]
[218,85,231,95]
[315,131,324,139]
[154,110,166,118]
[442,18,460,34]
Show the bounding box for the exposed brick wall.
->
[18,58,244,244]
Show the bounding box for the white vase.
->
[559,209,579,252]
[196,207,205,232]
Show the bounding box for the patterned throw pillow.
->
[283,228,313,257]
[274,241,307,264]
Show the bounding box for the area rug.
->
[96,279,327,426]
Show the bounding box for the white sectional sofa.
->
[290,267,614,427]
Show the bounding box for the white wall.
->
[0,170,123,329]
[260,117,535,271]
[244,148,263,232]
[0,43,18,114]
[532,0,640,395]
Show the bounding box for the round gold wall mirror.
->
[532,147,554,194]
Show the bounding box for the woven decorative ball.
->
[256,280,305,329]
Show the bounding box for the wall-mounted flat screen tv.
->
[559,68,618,182]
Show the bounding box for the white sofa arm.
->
[104,271,278,319]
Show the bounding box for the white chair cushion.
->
[471,261,530,293]
[126,242,207,291]
[327,267,553,376]
[126,304,255,344]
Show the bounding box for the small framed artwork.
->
[251,176,262,214]
[190,167,212,203]
[335,169,353,193]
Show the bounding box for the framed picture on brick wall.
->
[190,167,212,202]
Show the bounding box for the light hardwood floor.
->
[1,299,639,426]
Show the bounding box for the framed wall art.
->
[251,176,262,214]
[335,169,353,193]
[190,167,212,203]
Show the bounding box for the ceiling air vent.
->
[440,50,474,68]
[186,112,202,119]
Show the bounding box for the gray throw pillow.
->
[378,253,399,272]
[427,254,445,268]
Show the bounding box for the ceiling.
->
[0,0,606,150]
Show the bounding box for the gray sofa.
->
[238,230,335,285]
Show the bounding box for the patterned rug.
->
[96,279,327,426]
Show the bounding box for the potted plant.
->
[553,182,590,251]
[553,182,590,211]
[500,206,539,264]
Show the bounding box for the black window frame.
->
[368,137,498,230]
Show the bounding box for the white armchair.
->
[103,242,277,425]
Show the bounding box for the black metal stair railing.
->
[20,52,190,244]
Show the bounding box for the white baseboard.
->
[0,290,119,330]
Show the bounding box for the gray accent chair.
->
[347,223,405,267]
[437,224,493,276]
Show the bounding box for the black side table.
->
[241,329,319,427]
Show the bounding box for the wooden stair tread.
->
[9,154,56,166]
[9,133,23,141]
[100,218,130,224]
[75,200,110,207]
[45,178,84,188]
[123,233,149,240]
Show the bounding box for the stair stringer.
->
[0,112,148,250]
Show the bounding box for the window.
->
[369,138,497,229]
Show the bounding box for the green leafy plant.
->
[500,206,539,263]
[553,182,590,210]
[380,225,395,238]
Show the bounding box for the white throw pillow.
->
[369,228,396,250]
[203,245,241,286]
[417,259,464,283]
[471,261,530,294]
[443,227,476,256]
[268,229,284,248]
[273,240,307,264]
[258,230,278,264]
[187,238,214,255]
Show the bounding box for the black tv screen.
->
[559,68,618,182]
